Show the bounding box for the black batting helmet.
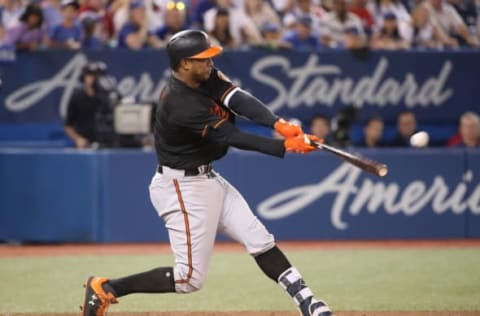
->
[166,30,223,70]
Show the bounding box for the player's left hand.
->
[284,134,323,154]
[274,118,303,138]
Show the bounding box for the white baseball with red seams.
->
[410,131,429,148]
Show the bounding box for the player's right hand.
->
[284,134,323,154]
[274,118,303,138]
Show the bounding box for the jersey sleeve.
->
[197,68,238,105]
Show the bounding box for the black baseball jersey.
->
[154,68,284,169]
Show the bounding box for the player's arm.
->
[203,69,303,138]
[204,119,319,157]
[226,89,304,138]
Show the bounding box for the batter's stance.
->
[81,30,333,316]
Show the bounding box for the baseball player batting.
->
[81,30,333,316]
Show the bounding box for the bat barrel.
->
[312,141,388,177]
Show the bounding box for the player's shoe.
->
[298,297,333,316]
[308,298,334,316]
[81,276,118,316]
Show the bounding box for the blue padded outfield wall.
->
[0,148,479,242]
[1,49,479,242]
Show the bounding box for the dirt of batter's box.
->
[8,312,480,316]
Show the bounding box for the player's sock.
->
[105,267,175,297]
[277,267,316,316]
[254,245,292,281]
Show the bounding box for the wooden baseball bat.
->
[311,141,388,177]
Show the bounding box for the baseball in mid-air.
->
[410,131,429,148]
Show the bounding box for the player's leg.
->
[216,175,333,316]
[81,172,224,315]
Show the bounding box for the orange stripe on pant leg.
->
[173,179,193,284]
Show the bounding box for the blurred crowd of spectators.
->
[307,109,480,148]
[1,0,480,51]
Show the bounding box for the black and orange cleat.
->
[81,276,118,316]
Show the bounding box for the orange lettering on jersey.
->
[209,103,230,120]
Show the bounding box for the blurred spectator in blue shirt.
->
[117,0,148,50]
[80,12,104,49]
[1,0,24,29]
[148,3,188,48]
[282,16,320,50]
[4,3,45,51]
[190,0,215,29]
[259,22,292,50]
[42,0,64,32]
[47,0,82,50]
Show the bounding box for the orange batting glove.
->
[274,118,303,138]
[284,134,323,154]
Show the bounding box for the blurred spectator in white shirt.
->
[447,0,477,33]
[424,0,479,46]
[321,0,366,48]
[4,3,46,51]
[203,0,262,47]
[80,12,105,48]
[148,3,187,48]
[271,0,294,17]
[148,0,188,33]
[371,12,410,49]
[448,111,480,147]
[208,8,236,47]
[112,0,130,38]
[244,0,280,32]
[282,0,326,36]
[1,0,24,29]
[408,4,458,48]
